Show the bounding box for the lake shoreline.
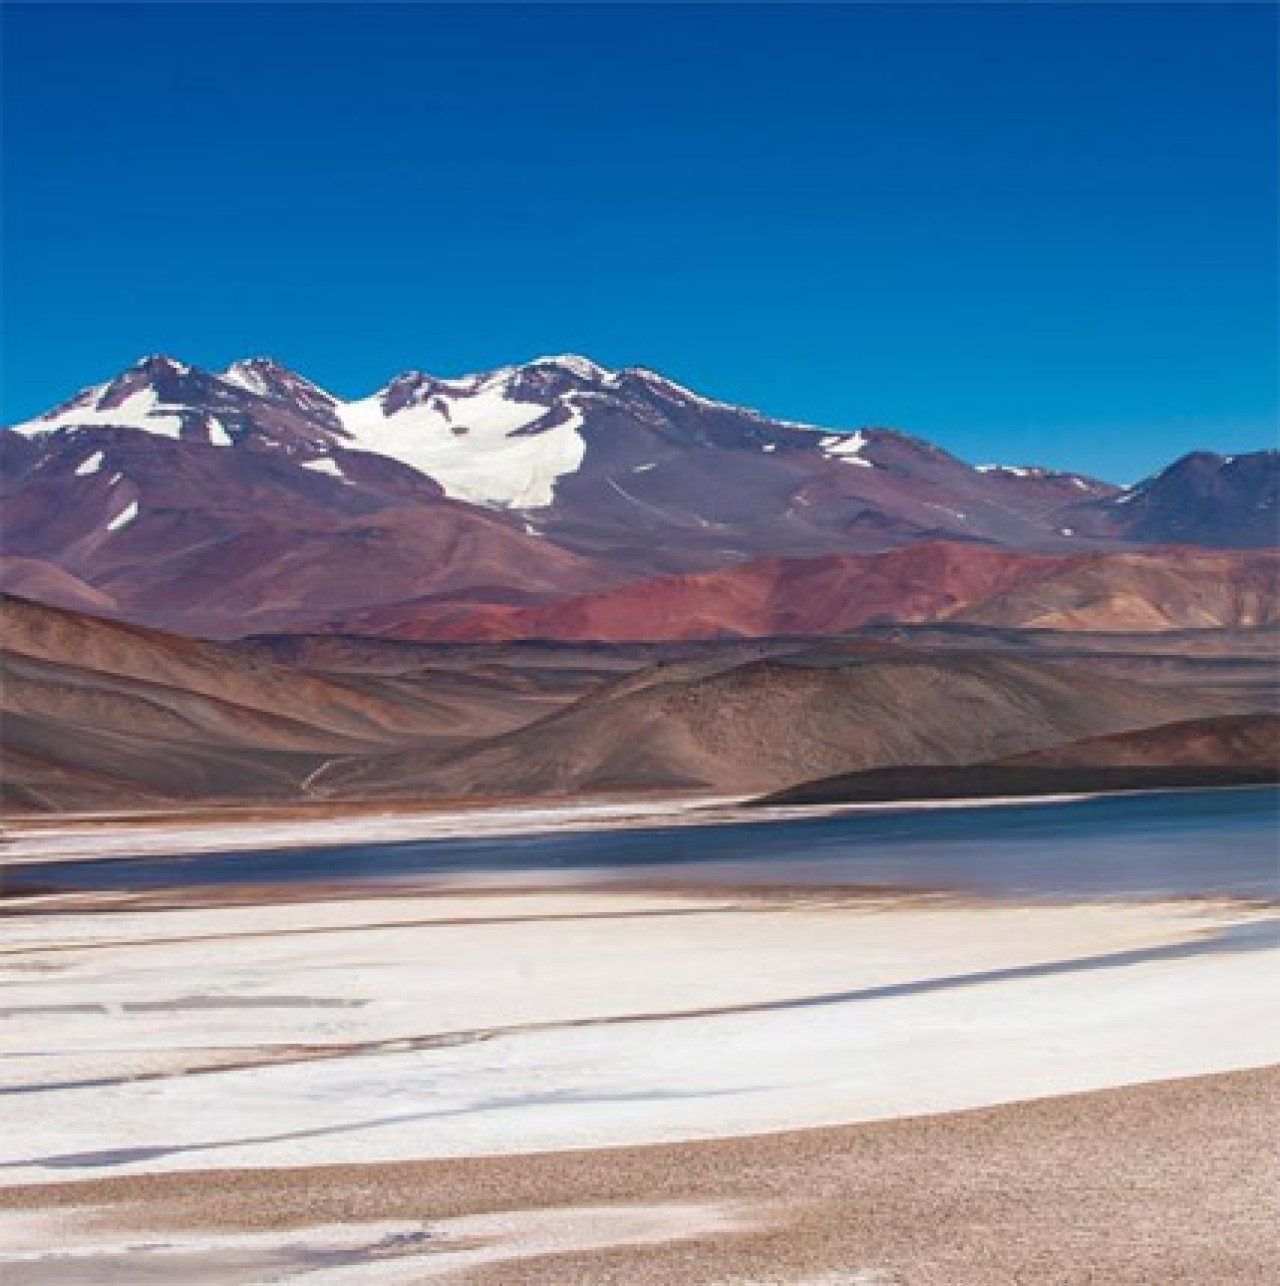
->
[3,780,1274,870]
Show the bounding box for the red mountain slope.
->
[345,545,1278,642]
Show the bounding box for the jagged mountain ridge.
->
[3,353,1275,636]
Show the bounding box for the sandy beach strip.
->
[3,1068,1277,1284]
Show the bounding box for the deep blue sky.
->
[3,3,1276,480]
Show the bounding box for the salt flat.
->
[0,1201,753,1284]
[3,887,1276,1184]
[2,880,1278,1283]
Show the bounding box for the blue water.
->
[7,788,1278,901]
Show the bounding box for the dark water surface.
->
[8,788,1278,901]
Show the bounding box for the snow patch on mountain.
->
[334,383,586,509]
[74,451,105,477]
[106,500,139,532]
[11,388,185,440]
[821,431,874,468]
[302,458,349,482]
[977,464,1098,490]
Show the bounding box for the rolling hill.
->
[311,643,1255,799]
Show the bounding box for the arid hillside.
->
[1003,711,1280,770]
[955,549,1279,631]
[758,713,1280,807]
[311,644,1259,799]
[4,596,1275,812]
[0,596,599,811]
[352,545,1279,642]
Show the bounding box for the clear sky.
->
[3,2,1276,481]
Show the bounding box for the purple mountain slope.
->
[2,354,1273,635]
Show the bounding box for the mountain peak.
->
[117,355,195,387]
[525,354,614,382]
[222,357,336,412]
[131,354,191,374]
[225,356,292,378]
[97,355,204,411]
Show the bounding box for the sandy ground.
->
[2,1070,1277,1284]
[3,883,1277,1281]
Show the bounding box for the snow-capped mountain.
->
[6,350,1116,530]
[1,353,1271,636]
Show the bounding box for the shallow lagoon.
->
[11,787,1278,901]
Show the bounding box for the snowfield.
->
[335,381,587,509]
[13,386,186,439]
